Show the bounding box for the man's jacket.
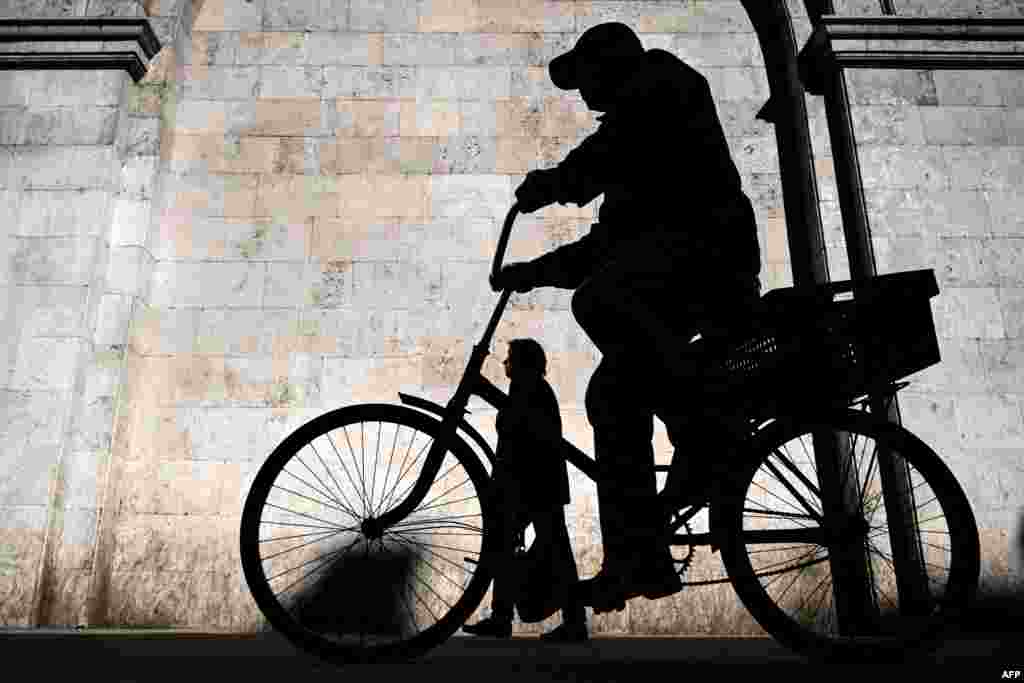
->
[533,48,762,292]
[494,376,571,508]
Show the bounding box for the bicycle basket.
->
[718,269,941,415]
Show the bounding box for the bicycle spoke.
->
[304,438,357,519]
[268,535,361,593]
[320,434,368,519]
[387,531,471,592]
[263,502,351,530]
[379,428,424,515]
[283,458,360,522]
[378,438,433,514]
[262,525,354,563]
[385,458,463,517]
[271,483,357,521]
[260,528,346,544]
[371,421,382,517]
[750,475,819,525]
[375,422,403,518]
[771,448,824,511]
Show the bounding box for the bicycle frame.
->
[370,204,739,551]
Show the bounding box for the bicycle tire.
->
[240,403,497,665]
[718,410,980,661]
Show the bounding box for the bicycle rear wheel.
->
[240,404,496,664]
[719,410,979,661]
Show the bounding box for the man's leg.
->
[532,506,587,630]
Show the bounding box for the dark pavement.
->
[0,629,1019,680]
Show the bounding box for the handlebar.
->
[491,203,520,284]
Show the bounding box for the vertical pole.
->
[802,0,882,635]
[805,0,930,622]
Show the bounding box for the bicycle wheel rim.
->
[721,411,980,660]
[240,404,496,664]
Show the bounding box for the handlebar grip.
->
[491,203,520,282]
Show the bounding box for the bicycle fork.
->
[363,289,513,539]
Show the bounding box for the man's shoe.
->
[462,616,512,638]
[540,623,589,643]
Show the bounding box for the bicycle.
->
[240,204,980,665]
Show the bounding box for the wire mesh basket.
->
[716,269,941,418]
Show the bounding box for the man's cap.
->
[549,22,645,91]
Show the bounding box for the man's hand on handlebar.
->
[515,169,561,214]
[490,262,538,293]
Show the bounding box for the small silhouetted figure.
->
[462,338,588,642]
[490,22,762,613]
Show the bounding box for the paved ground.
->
[0,629,1019,681]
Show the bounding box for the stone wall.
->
[0,0,1021,634]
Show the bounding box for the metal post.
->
[804,0,930,623]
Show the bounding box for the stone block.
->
[454,32,533,66]
[930,236,987,287]
[10,336,89,392]
[933,70,1005,107]
[956,393,1024,451]
[846,69,938,107]
[851,103,926,146]
[349,259,443,310]
[349,0,418,31]
[307,258,352,309]
[94,293,133,347]
[118,156,159,201]
[257,65,326,98]
[196,307,297,355]
[429,173,511,219]
[860,145,949,191]
[979,338,1024,394]
[717,98,772,138]
[932,286,1006,339]
[987,191,1024,238]
[0,442,58,506]
[149,261,263,308]
[180,65,260,100]
[301,31,374,65]
[2,283,91,339]
[110,197,152,248]
[998,287,1024,338]
[128,305,197,355]
[259,0,344,30]
[922,106,1008,146]
[192,0,263,31]
[979,237,1024,287]
[248,97,324,136]
[418,0,478,32]
[106,245,154,296]
[474,0,574,33]
[335,98,401,137]
[16,70,123,108]
[8,235,103,285]
[671,31,763,67]
[943,146,1024,191]
[6,146,116,191]
[0,72,32,107]
[712,66,769,101]
[0,105,118,146]
[897,390,963,460]
[575,0,729,34]
[186,30,239,67]
[729,136,778,175]
[321,355,421,403]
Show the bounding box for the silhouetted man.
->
[490,22,762,613]
[463,339,587,641]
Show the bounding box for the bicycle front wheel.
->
[719,410,979,661]
[240,404,496,665]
